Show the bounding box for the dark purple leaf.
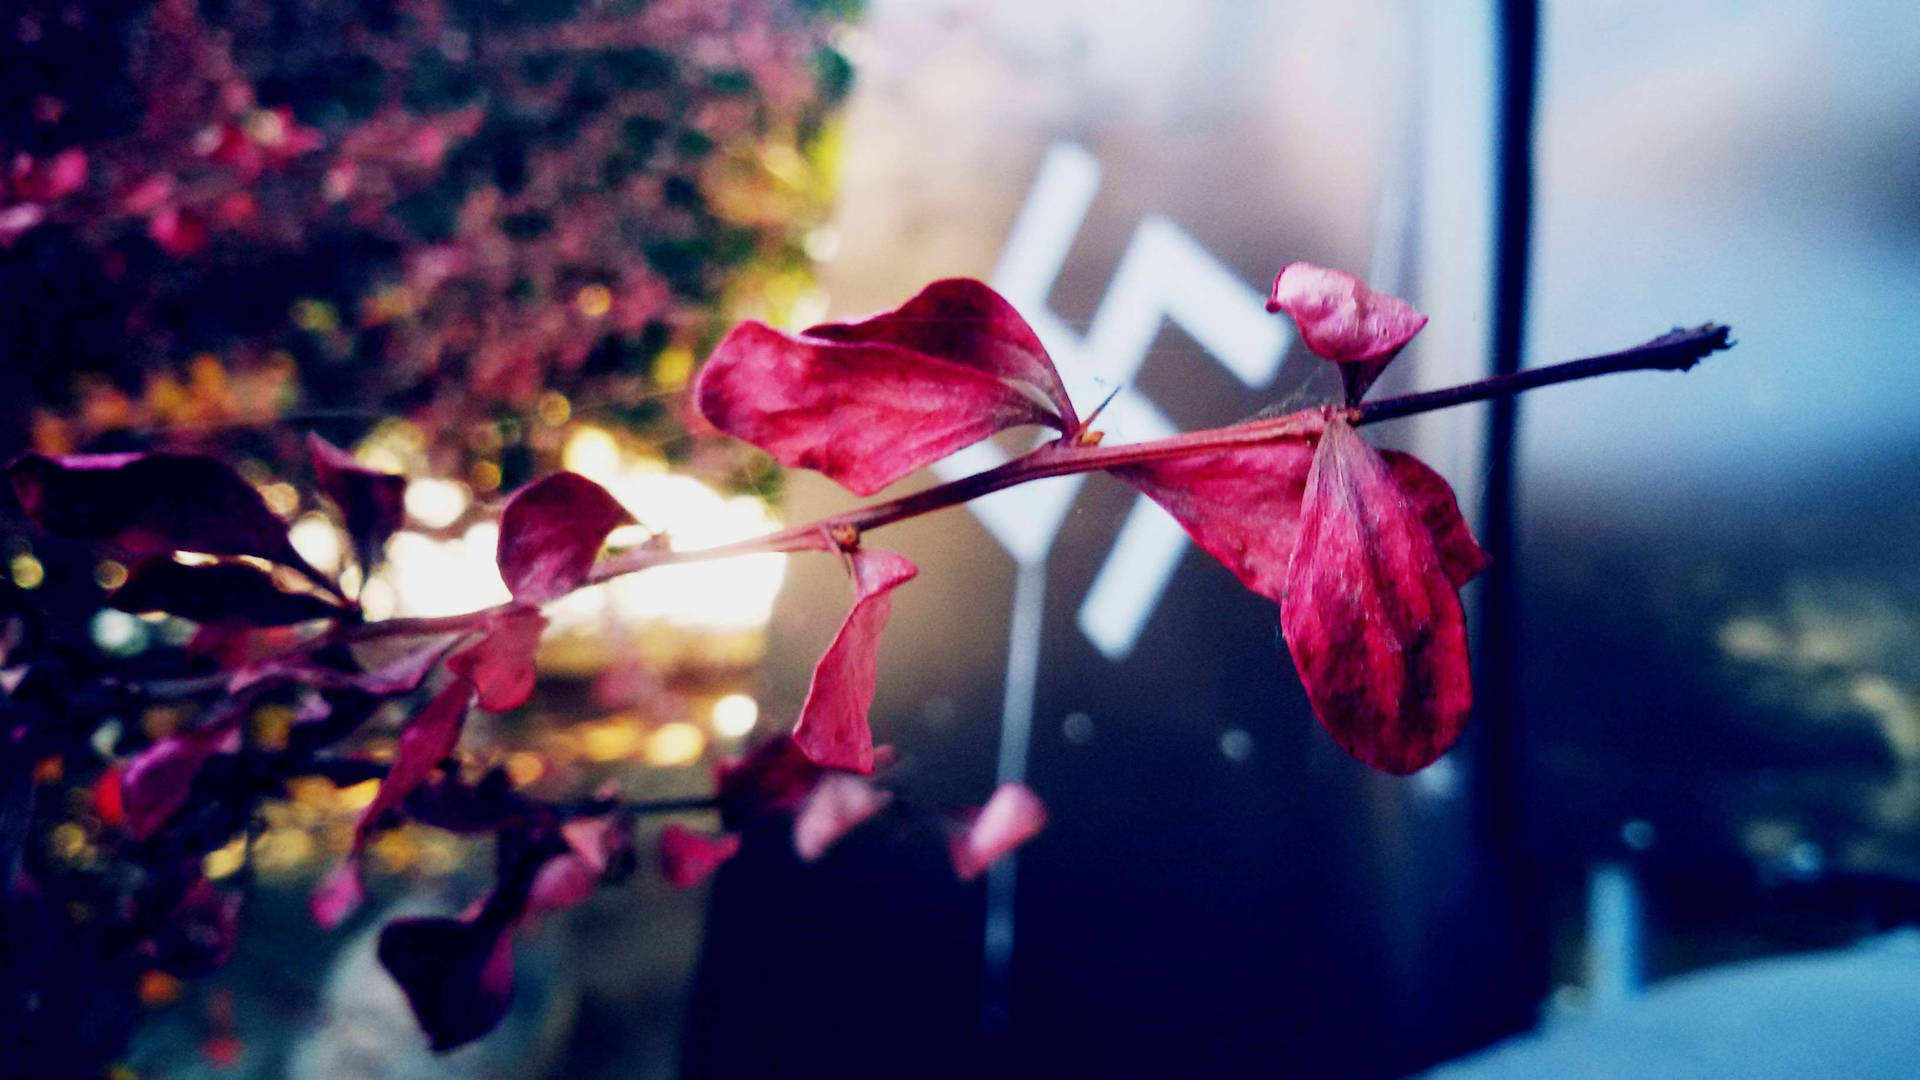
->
[377,915,517,1052]
[308,433,406,571]
[7,452,325,583]
[109,558,345,626]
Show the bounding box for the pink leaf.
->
[694,280,1073,496]
[792,774,892,862]
[1281,420,1472,774]
[1110,422,1322,604]
[1379,451,1490,588]
[791,549,918,773]
[495,472,633,603]
[659,824,740,887]
[1267,263,1427,401]
[446,606,547,711]
[7,452,323,581]
[310,857,365,930]
[353,681,475,847]
[951,784,1047,881]
[308,434,406,571]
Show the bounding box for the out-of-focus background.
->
[4,0,1919,1077]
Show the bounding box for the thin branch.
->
[297,323,1736,652]
[1355,323,1731,426]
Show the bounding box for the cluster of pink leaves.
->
[4,260,1478,1052]
[694,265,1486,776]
[7,431,1044,1052]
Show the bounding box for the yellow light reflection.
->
[644,721,706,766]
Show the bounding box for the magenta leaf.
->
[1267,263,1428,401]
[792,773,892,862]
[353,681,475,846]
[446,607,547,711]
[310,857,365,930]
[7,452,326,583]
[1281,420,1472,774]
[659,825,741,887]
[791,548,918,773]
[109,558,345,626]
[495,472,633,603]
[1379,451,1490,588]
[950,784,1047,881]
[120,722,240,840]
[308,433,406,572]
[377,915,517,1052]
[1111,428,1321,604]
[694,280,1074,496]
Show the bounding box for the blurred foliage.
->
[0,0,858,486]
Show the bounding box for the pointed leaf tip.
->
[1281,420,1472,774]
[308,434,406,571]
[695,280,1072,496]
[792,548,918,773]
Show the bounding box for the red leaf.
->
[1281,420,1472,774]
[109,558,344,626]
[1379,450,1490,588]
[803,279,1078,428]
[1267,263,1427,401]
[7,452,323,581]
[950,784,1047,881]
[353,681,475,847]
[791,549,918,773]
[1111,424,1322,604]
[308,434,406,571]
[446,607,547,711]
[695,280,1073,496]
[659,824,741,887]
[495,472,633,604]
[792,773,892,862]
